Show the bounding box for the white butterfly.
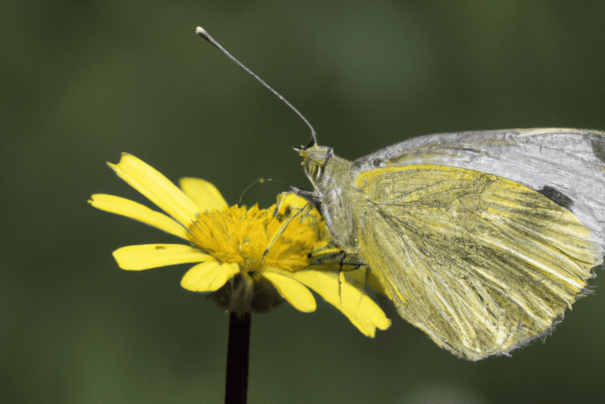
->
[195,26,605,360]
[298,128,605,360]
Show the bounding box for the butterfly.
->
[296,128,605,360]
[194,27,605,360]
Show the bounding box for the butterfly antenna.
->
[238,177,286,206]
[196,26,317,145]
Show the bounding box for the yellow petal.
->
[179,177,228,212]
[263,270,317,313]
[108,153,200,227]
[113,244,212,270]
[341,266,387,296]
[181,261,240,292]
[292,270,390,337]
[89,194,190,240]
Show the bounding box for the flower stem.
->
[225,311,251,404]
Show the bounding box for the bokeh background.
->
[3,1,605,403]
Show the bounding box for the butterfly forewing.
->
[353,128,605,250]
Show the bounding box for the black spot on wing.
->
[591,135,605,163]
[537,186,573,210]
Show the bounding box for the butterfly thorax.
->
[298,144,360,253]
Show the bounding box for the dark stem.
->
[225,311,251,404]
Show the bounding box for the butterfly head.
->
[295,142,333,185]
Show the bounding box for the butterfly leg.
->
[289,186,321,208]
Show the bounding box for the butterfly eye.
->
[312,163,324,181]
[304,160,314,177]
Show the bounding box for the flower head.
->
[90,153,390,336]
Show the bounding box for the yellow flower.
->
[89,153,390,337]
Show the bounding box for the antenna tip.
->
[195,26,208,37]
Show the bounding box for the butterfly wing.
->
[353,128,605,253]
[352,164,601,360]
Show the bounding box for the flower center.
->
[187,204,318,273]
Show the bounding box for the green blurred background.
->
[3,1,605,403]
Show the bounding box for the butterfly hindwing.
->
[353,164,600,360]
